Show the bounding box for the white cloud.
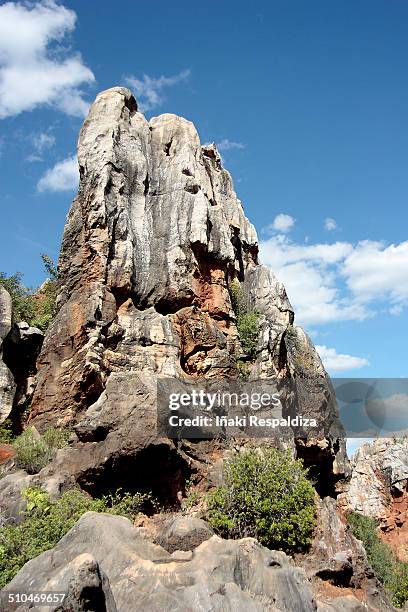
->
[32,132,55,152]
[217,139,245,151]
[316,345,369,372]
[259,234,361,325]
[265,213,295,234]
[325,217,337,231]
[125,69,190,112]
[37,155,78,192]
[342,241,408,314]
[0,0,94,119]
[27,131,56,161]
[260,232,408,326]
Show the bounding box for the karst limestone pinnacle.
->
[22,86,347,486]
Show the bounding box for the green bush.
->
[230,281,260,359]
[0,420,14,444]
[390,563,408,608]
[206,446,316,552]
[348,512,394,584]
[0,254,58,332]
[0,272,35,324]
[29,279,58,333]
[0,487,151,588]
[348,511,408,607]
[12,427,69,474]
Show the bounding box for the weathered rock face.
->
[299,497,392,611]
[3,322,43,424]
[0,287,15,422]
[25,86,347,492]
[340,438,408,562]
[341,439,408,520]
[30,87,285,421]
[5,511,356,612]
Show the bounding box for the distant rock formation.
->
[341,438,408,561]
[0,287,15,422]
[0,286,43,426]
[3,322,43,424]
[342,439,408,519]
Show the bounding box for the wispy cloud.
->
[125,69,190,112]
[217,139,245,151]
[316,345,369,372]
[27,131,56,162]
[0,0,94,119]
[325,217,337,231]
[37,155,78,192]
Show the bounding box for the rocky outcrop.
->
[341,438,408,563]
[3,322,43,424]
[4,510,368,612]
[19,86,347,498]
[30,87,285,423]
[299,497,392,610]
[341,439,408,520]
[137,514,215,553]
[0,286,43,426]
[0,287,15,422]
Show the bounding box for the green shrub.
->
[0,420,14,444]
[0,254,57,332]
[0,487,151,588]
[230,281,260,359]
[348,511,408,607]
[29,280,58,333]
[235,358,250,380]
[390,563,408,608]
[12,427,69,474]
[206,446,316,552]
[348,512,394,584]
[0,272,35,324]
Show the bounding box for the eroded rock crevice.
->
[77,444,192,509]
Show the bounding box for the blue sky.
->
[1,0,408,383]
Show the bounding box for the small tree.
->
[206,446,316,552]
[0,255,58,332]
[230,280,260,359]
[40,254,58,280]
[0,272,35,323]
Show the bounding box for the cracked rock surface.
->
[24,87,346,490]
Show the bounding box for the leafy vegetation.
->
[230,280,260,361]
[0,272,35,324]
[206,446,316,552]
[348,511,408,607]
[0,420,14,444]
[12,427,70,474]
[182,479,201,510]
[0,487,152,588]
[0,254,58,332]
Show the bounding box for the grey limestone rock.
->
[0,287,15,423]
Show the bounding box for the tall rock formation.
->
[27,87,346,495]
